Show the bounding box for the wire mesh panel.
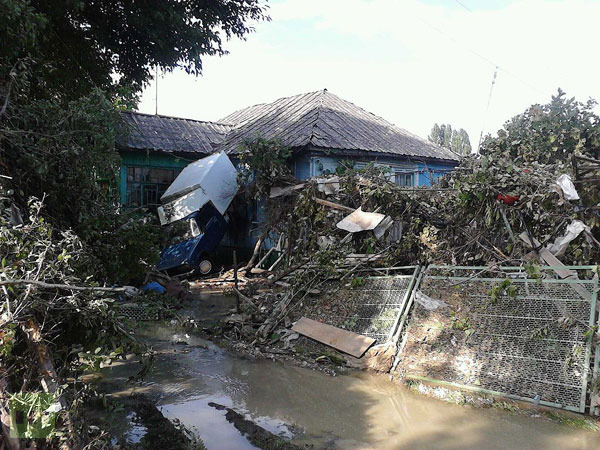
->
[307,268,418,341]
[401,266,597,413]
[116,303,159,321]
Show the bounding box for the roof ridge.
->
[219,89,326,125]
[123,110,232,127]
[308,89,328,145]
[308,91,455,159]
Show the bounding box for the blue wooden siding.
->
[295,154,456,186]
[416,160,455,186]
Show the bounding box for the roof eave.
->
[116,145,210,159]
[303,144,459,164]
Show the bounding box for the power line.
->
[454,0,472,12]
[477,66,498,153]
[412,5,544,95]
[446,1,573,95]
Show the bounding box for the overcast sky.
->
[137,0,600,152]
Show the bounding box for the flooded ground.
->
[102,318,600,449]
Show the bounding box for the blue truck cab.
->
[156,203,228,274]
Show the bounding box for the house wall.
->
[237,153,457,253]
[118,149,457,257]
[118,150,198,205]
[248,151,457,252]
[295,153,456,186]
[416,160,455,186]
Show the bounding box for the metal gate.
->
[404,265,598,413]
[309,266,420,342]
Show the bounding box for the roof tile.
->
[218,89,459,161]
[118,111,232,154]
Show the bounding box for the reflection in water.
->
[103,323,600,450]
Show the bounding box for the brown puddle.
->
[101,297,600,449]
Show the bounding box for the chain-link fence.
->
[116,303,160,321]
[404,266,598,413]
[307,267,419,341]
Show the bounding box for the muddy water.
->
[101,320,600,450]
[104,292,599,449]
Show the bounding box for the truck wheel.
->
[198,259,212,275]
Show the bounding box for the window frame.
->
[124,165,181,207]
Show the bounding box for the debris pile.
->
[207,94,600,382]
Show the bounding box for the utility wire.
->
[412,5,544,95]
[477,66,498,153]
[454,0,472,12]
[412,3,546,147]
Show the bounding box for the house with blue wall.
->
[217,89,459,185]
[117,90,458,209]
[117,89,459,253]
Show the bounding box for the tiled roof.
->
[218,89,459,161]
[118,91,459,162]
[118,111,232,154]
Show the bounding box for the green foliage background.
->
[0,0,268,445]
[428,123,472,156]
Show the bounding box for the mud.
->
[97,298,600,449]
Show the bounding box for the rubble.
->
[190,152,600,382]
[152,121,600,415]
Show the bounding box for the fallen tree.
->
[1,0,269,444]
[216,91,600,368]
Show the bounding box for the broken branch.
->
[0,279,128,292]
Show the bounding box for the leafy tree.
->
[0,2,268,444]
[238,137,293,199]
[428,123,452,148]
[425,89,600,266]
[480,89,600,164]
[428,123,472,156]
[1,0,268,101]
[1,0,269,258]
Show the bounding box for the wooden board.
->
[519,232,576,279]
[519,232,592,302]
[314,197,355,212]
[292,317,376,358]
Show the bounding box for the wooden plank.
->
[519,232,592,301]
[269,183,306,198]
[314,197,355,213]
[519,232,576,279]
[292,317,376,358]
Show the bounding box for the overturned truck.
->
[156,152,238,274]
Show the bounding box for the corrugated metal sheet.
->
[219,89,459,162]
[118,111,232,154]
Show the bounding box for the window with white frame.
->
[354,162,416,187]
[393,172,414,186]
